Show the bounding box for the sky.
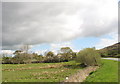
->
[1,0,118,56]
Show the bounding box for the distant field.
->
[85,59,119,82]
[2,61,83,82]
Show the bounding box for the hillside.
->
[102,42,120,51]
[99,42,120,58]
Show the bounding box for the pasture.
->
[2,59,119,82]
[2,61,83,82]
[85,59,119,82]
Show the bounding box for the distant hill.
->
[101,42,120,51]
[99,42,120,58]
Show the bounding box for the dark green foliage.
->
[43,51,60,63]
[76,48,101,66]
[114,54,120,58]
[46,51,54,57]
[2,56,12,64]
[43,56,60,63]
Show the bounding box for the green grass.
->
[2,61,83,82]
[2,59,119,82]
[85,59,119,82]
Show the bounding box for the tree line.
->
[2,46,77,64]
[2,45,102,66]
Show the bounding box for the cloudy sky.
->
[2,0,118,55]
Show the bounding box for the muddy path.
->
[63,66,99,82]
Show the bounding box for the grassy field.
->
[85,59,119,82]
[2,59,119,82]
[2,61,83,82]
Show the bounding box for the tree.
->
[60,47,73,53]
[2,56,12,64]
[46,51,54,57]
[59,47,74,62]
[44,51,54,63]
[71,52,77,59]
[76,48,101,66]
[32,53,43,63]
[12,45,32,64]
[43,51,60,63]
[13,50,22,55]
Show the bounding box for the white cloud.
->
[95,33,118,49]
[34,49,48,55]
[50,41,80,53]
[2,0,118,50]
[50,41,73,54]
[1,50,14,57]
[50,42,72,49]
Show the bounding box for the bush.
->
[11,53,33,64]
[2,56,12,64]
[43,56,60,63]
[115,54,120,58]
[76,48,101,66]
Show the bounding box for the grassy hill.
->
[102,42,120,51]
[99,42,120,58]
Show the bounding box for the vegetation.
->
[2,61,83,82]
[43,51,59,63]
[99,42,120,58]
[2,45,119,82]
[59,47,77,62]
[85,59,119,82]
[2,47,77,64]
[2,56,12,64]
[2,52,44,64]
[76,48,101,66]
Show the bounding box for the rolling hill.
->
[99,42,120,58]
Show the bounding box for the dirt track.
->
[63,66,99,82]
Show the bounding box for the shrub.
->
[76,48,101,66]
[115,54,120,58]
[43,56,60,63]
[2,56,12,64]
[12,53,33,64]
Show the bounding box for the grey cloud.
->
[2,1,118,50]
